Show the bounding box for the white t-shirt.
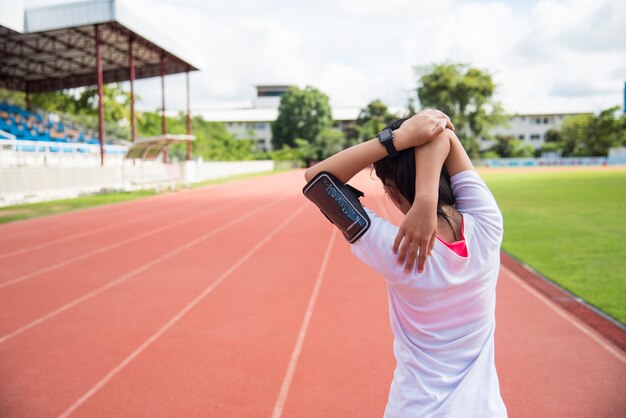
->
[351,170,507,418]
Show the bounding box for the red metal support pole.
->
[160,55,168,163]
[186,69,192,160]
[129,37,136,143]
[95,24,105,166]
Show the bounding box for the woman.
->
[304,110,507,417]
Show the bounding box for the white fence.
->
[481,157,609,168]
[182,160,275,183]
[0,159,275,207]
[608,147,626,165]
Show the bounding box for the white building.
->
[203,86,592,153]
[201,85,405,151]
[482,112,592,151]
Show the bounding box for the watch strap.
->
[378,128,398,157]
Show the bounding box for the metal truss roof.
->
[0,1,198,93]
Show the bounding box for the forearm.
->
[413,130,452,202]
[304,137,386,183]
[304,128,429,184]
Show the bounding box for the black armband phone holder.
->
[302,171,371,243]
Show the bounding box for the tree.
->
[293,138,317,165]
[558,107,625,156]
[268,143,307,162]
[0,88,26,108]
[287,128,347,166]
[27,84,131,124]
[354,100,398,143]
[137,112,259,161]
[539,141,562,156]
[544,129,561,144]
[73,84,131,124]
[271,86,332,149]
[539,128,563,155]
[315,128,346,160]
[489,135,534,158]
[414,63,506,158]
[3,84,133,140]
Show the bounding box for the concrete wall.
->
[0,160,275,207]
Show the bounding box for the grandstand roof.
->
[0,0,199,94]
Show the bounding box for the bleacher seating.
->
[0,102,101,149]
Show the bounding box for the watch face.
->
[379,128,393,142]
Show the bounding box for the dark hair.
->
[373,118,459,240]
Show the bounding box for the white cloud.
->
[398,0,626,113]
[28,0,626,114]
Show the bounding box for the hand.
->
[396,109,455,148]
[393,196,438,273]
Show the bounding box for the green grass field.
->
[481,169,626,325]
[0,190,158,224]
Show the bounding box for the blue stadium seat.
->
[0,102,117,155]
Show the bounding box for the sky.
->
[24,0,626,115]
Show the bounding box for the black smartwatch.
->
[377,128,398,157]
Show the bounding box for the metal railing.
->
[0,138,127,155]
[0,136,128,168]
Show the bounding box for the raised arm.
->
[394,131,452,273]
[395,129,486,272]
[444,129,474,176]
[304,110,454,183]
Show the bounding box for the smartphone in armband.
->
[302,171,371,243]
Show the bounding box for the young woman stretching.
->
[304,110,507,417]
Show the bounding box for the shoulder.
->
[352,208,397,250]
[450,169,483,187]
[450,170,504,243]
[350,207,405,279]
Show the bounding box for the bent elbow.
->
[304,168,313,183]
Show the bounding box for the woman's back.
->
[351,170,507,418]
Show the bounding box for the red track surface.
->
[1,170,624,418]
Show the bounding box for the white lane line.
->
[501,265,626,364]
[0,200,236,289]
[271,229,337,418]
[0,194,293,344]
[0,182,260,260]
[0,184,283,289]
[0,201,189,260]
[0,193,169,241]
[58,203,308,418]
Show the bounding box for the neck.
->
[437,205,462,240]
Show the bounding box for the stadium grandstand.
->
[1,102,104,146]
[0,0,198,166]
[0,1,277,206]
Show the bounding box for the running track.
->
[1,170,624,417]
